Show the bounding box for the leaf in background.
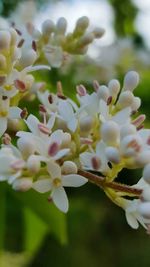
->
[11,189,68,245]
[0,183,6,251]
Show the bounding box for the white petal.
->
[53,148,70,160]
[0,117,7,137]
[9,107,22,119]
[25,114,39,134]
[58,100,74,121]
[62,174,87,187]
[47,161,61,179]
[47,113,56,129]
[24,65,51,72]
[113,107,131,124]
[80,152,93,169]
[52,187,68,213]
[125,212,139,229]
[32,179,52,193]
[68,118,78,132]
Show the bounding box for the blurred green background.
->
[0,0,150,266]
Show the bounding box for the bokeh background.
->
[0,0,150,266]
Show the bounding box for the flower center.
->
[4,84,12,91]
[0,110,8,117]
[53,178,61,187]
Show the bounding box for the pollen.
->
[53,178,61,187]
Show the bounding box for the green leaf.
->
[0,183,6,250]
[11,189,68,245]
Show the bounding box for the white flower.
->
[32,160,87,212]
[80,140,110,175]
[0,96,22,137]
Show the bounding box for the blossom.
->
[32,160,87,212]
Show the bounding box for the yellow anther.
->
[53,178,61,187]
[0,110,8,117]
[4,84,12,91]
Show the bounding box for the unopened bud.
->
[131,97,141,111]
[17,137,36,158]
[79,116,93,132]
[120,124,136,139]
[106,147,120,164]
[74,16,89,35]
[135,151,150,167]
[61,161,77,174]
[56,17,67,35]
[78,33,94,46]
[108,79,120,97]
[0,30,11,50]
[101,121,120,145]
[19,49,37,68]
[117,91,134,109]
[12,178,32,192]
[123,71,139,92]
[27,155,41,173]
[97,85,109,101]
[42,20,55,35]
[93,27,105,38]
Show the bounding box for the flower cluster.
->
[0,14,150,233]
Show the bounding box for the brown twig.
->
[78,169,142,196]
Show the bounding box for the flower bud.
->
[120,124,136,139]
[79,116,93,133]
[78,33,94,46]
[138,202,150,219]
[27,155,41,173]
[101,121,120,145]
[97,85,109,101]
[19,49,37,68]
[0,30,11,50]
[10,28,18,45]
[108,79,120,97]
[74,16,89,34]
[61,132,71,148]
[143,164,150,184]
[123,71,139,92]
[135,150,150,167]
[61,161,77,174]
[56,17,67,35]
[12,178,32,192]
[106,147,120,164]
[17,137,36,158]
[117,91,134,108]
[42,20,55,35]
[93,27,105,38]
[131,97,141,111]
[120,134,142,157]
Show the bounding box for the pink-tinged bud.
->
[39,104,47,113]
[14,79,26,92]
[80,137,93,145]
[61,161,77,174]
[38,123,50,135]
[123,71,139,92]
[20,108,28,119]
[48,142,59,157]
[2,133,11,145]
[107,96,112,105]
[93,80,100,92]
[12,178,32,192]
[11,159,25,171]
[91,156,101,170]
[132,115,146,128]
[76,84,87,96]
[138,202,150,219]
[27,155,41,173]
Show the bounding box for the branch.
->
[78,169,142,197]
